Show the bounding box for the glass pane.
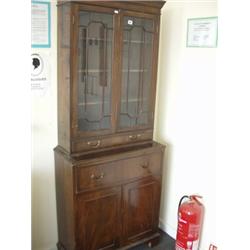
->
[119,16,154,129]
[78,11,113,131]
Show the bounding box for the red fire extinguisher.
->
[175,195,204,250]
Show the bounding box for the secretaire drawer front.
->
[75,152,162,192]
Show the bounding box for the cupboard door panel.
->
[122,178,161,244]
[119,15,155,130]
[76,187,121,250]
[76,9,114,132]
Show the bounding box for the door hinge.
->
[72,15,75,25]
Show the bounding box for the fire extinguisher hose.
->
[177,195,189,217]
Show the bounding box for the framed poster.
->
[31,1,51,48]
[187,17,218,48]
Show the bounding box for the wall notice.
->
[31,52,50,95]
[31,1,51,48]
[187,17,218,48]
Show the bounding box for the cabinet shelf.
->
[78,69,148,73]
[79,38,152,44]
[78,98,146,106]
[122,69,148,73]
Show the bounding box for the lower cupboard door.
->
[76,187,122,250]
[122,178,161,244]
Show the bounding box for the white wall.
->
[31,1,58,250]
[154,1,217,249]
[31,1,217,250]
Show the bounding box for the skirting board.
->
[158,218,176,240]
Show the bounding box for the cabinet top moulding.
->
[57,1,166,15]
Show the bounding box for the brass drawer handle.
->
[128,134,141,141]
[90,173,105,180]
[87,140,101,148]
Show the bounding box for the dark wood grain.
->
[122,177,161,245]
[57,1,166,15]
[150,14,161,130]
[54,149,75,250]
[76,187,122,250]
[71,130,153,154]
[55,1,166,249]
[57,4,71,152]
[75,151,162,193]
[55,143,165,250]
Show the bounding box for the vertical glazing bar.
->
[84,21,89,112]
[148,16,159,127]
[101,86,105,120]
[81,28,87,82]
[111,11,122,133]
[126,29,131,113]
[91,76,94,95]
[99,24,108,87]
[104,25,108,86]
[136,25,144,125]
[101,26,106,120]
[140,29,146,112]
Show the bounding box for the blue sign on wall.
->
[31,1,51,48]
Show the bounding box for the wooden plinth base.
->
[57,232,160,250]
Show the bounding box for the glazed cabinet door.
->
[76,187,122,250]
[122,178,161,245]
[118,12,159,131]
[73,5,116,137]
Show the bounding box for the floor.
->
[131,230,175,250]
